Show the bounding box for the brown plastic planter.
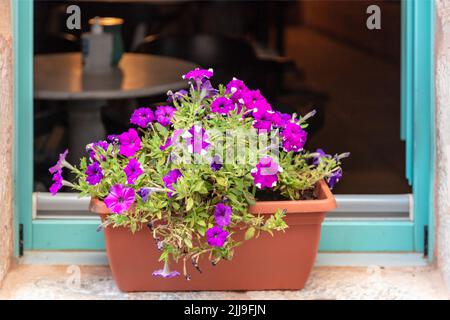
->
[90,180,336,292]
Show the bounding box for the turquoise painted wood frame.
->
[13,0,436,256]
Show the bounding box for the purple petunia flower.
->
[87,140,109,161]
[160,129,183,151]
[214,203,232,227]
[251,156,283,189]
[210,155,223,171]
[49,149,69,174]
[182,68,214,81]
[167,89,188,102]
[124,158,144,184]
[130,107,155,128]
[137,187,152,202]
[152,262,180,279]
[200,80,218,99]
[182,125,210,155]
[85,162,104,185]
[327,168,343,189]
[49,169,63,195]
[280,122,308,152]
[252,100,275,132]
[162,169,182,198]
[104,184,135,214]
[206,226,229,247]
[313,148,328,165]
[155,106,176,126]
[118,128,141,157]
[210,97,234,115]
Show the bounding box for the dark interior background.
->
[33,0,408,194]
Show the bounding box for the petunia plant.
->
[49,68,348,280]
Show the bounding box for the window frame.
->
[13,0,435,256]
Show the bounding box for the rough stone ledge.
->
[0,265,448,300]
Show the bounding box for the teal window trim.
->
[13,0,436,255]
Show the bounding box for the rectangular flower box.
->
[90,180,336,292]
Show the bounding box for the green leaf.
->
[245,227,256,240]
[186,198,194,211]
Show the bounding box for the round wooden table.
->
[34,53,197,163]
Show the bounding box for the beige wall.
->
[0,0,14,287]
[435,0,450,290]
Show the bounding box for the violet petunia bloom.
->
[200,80,218,99]
[280,122,308,152]
[152,261,180,279]
[137,187,152,202]
[182,125,210,155]
[160,129,183,151]
[87,140,109,161]
[104,184,135,214]
[210,97,234,115]
[313,148,328,165]
[49,149,69,174]
[210,155,223,171]
[327,168,343,189]
[214,203,232,227]
[124,158,144,184]
[206,226,229,247]
[182,68,213,81]
[162,169,182,198]
[251,156,283,189]
[130,107,155,128]
[155,106,176,126]
[252,100,275,132]
[167,89,188,102]
[85,162,104,185]
[49,169,63,195]
[118,128,141,157]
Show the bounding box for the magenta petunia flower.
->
[281,122,308,152]
[210,97,234,115]
[162,169,182,198]
[226,78,248,95]
[155,106,176,126]
[241,89,266,110]
[49,149,69,174]
[206,226,229,247]
[252,100,275,132]
[118,128,141,157]
[251,156,283,189]
[272,112,291,129]
[327,168,343,189]
[182,125,210,155]
[124,158,144,184]
[214,203,232,227]
[86,162,104,185]
[87,140,109,161]
[104,184,135,214]
[182,68,213,81]
[49,169,63,195]
[152,262,180,278]
[210,154,223,171]
[160,129,183,151]
[130,107,155,128]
